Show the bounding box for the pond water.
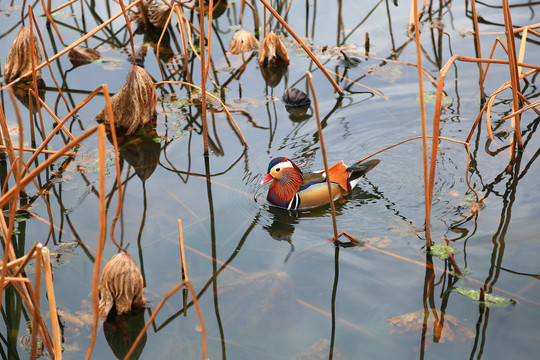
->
[1,0,540,359]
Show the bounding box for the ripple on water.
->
[220,166,269,224]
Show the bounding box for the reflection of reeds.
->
[124,220,207,359]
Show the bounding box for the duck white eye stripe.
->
[274,160,294,171]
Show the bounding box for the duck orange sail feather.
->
[326,161,350,191]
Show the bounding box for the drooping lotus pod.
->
[96,65,156,134]
[4,26,43,83]
[68,46,100,67]
[148,1,171,28]
[258,31,289,65]
[98,252,146,319]
[282,87,311,108]
[282,87,311,121]
[228,29,259,55]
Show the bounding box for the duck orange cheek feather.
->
[261,174,273,185]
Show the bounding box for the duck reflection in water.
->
[264,204,347,240]
[263,204,348,261]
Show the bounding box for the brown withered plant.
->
[4,26,43,83]
[258,31,289,65]
[148,1,171,28]
[68,46,101,67]
[228,28,260,55]
[98,251,146,319]
[96,65,157,134]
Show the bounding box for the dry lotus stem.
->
[4,26,43,83]
[228,29,260,55]
[68,46,101,67]
[148,1,171,28]
[98,252,146,319]
[258,31,289,65]
[96,65,157,134]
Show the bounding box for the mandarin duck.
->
[261,157,380,210]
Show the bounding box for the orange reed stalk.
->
[177,220,206,358]
[30,244,43,359]
[28,6,47,133]
[0,145,77,156]
[50,0,78,14]
[8,89,24,193]
[470,0,485,99]
[306,71,339,242]
[0,214,15,316]
[502,0,523,149]
[101,84,127,253]
[41,0,68,46]
[200,0,209,155]
[118,0,137,66]
[85,125,108,360]
[0,242,38,275]
[1,277,30,283]
[441,237,462,275]
[517,29,528,77]
[240,0,259,32]
[178,220,189,278]
[8,88,60,250]
[324,69,388,100]
[501,97,540,120]
[411,0,431,249]
[205,0,214,80]
[0,215,55,355]
[42,246,63,359]
[0,102,16,166]
[15,160,56,248]
[29,91,76,141]
[480,38,507,88]
[156,3,176,80]
[29,6,70,110]
[173,5,192,83]
[0,94,21,297]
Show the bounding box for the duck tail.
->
[347,159,380,184]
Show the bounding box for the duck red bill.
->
[260,174,273,185]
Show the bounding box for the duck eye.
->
[275,167,281,172]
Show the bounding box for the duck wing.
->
[296,182,344,209]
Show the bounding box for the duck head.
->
[261,157,304,208]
